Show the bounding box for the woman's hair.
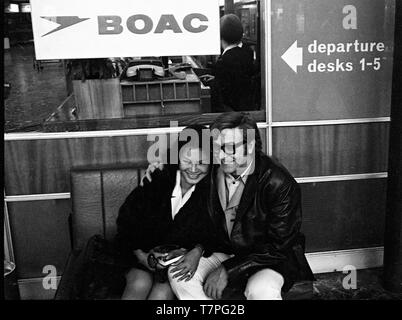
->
[167,124,211,165]
[177,124,209,153]
[209,112,262,154]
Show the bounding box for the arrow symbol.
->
[41,16,90,37]
[281,40,303,73]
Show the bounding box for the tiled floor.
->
[4,43,68,132]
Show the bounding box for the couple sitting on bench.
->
[114,112,314,300]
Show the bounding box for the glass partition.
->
[4,0,267,133]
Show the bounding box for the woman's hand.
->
[140,162,164,186]
[169,247,203,282]
[164,248,187,261]
[134,249,155,272]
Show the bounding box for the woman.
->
[114,125,215,300]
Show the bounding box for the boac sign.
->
[30,0,220,59]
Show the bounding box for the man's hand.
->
[139,162,164,186]
[203,265,228,300]
[199,74,215,83]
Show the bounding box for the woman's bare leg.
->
[147,281,176,300]
[121,268,153,300]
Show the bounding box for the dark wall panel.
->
[272,122,389,177]
[4,135,151,195]
[7,199,72,279]
[301,178,387,253]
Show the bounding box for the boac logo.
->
[40,14,208,37]
[41,16,89,37]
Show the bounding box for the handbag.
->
[75,235,128,299]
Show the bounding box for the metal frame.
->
[4,115,390,141]
[4,192,15,262]
[264,0,273,156]
[272,117,390,127]
[295,172,388,183]
[4,193,71,202]
[4,123,270,141]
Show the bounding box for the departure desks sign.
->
[272,0,395,121]
[30,0,220,59]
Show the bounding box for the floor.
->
[4,43,68,132]
[313,268,402,300]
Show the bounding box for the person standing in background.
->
[200,14,256,112]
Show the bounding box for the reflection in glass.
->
[5,0,266,133]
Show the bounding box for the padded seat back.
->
[70,164,147,250]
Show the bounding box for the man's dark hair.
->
[220,14,244,45]
[209,112,262,154]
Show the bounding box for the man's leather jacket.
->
[208,153,315,291]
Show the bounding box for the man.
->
[168,113,314,300]
[201,14,256,112]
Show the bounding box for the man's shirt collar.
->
[222,41,243,56]
[225,159,254,185]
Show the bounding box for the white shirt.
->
[222,41,243,56]
[170,170,196,220]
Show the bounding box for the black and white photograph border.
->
[3,0,402,308]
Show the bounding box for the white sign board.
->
[30,0,220,59]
